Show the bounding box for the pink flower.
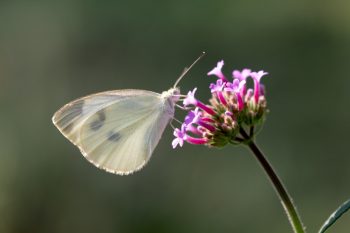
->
[185,137,208,145]
[232,68,251,80]
[225,79,246,93]
[172,124,187,148]
[209,79,225,93]
[225,79,246,111]
[183,88,198,106]
[184,108,202,125]
[183,88,216,115]
[207,60,227,81]
[210,79,228,105]
[251,71,268,103]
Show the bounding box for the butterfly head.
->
[161,87,180,103]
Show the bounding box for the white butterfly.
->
[52,53,204,175]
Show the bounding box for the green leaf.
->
[319,198,350,233]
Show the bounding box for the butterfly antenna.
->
[173,51,206,88]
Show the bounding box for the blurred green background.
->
[1,0,350,232]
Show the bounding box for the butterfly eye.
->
[173,89,181,98]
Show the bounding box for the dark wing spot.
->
[90,120,103,131]
[107,131,121,142]
[90,109,106,131]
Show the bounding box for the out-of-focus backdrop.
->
[1,1,350,232]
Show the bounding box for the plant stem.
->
[240,128,306,233]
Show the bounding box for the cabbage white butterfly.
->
[52,53,205,175]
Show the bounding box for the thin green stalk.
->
[240,128,306,233]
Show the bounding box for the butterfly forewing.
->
[52,89,175,175]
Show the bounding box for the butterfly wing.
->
[52,89,175,175]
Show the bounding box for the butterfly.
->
[52,53,205,175]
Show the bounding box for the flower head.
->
[173,60,268,148]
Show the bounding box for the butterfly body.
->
[52,87,180,175]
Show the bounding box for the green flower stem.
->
[240,128,306,233]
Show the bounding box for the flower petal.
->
[232,68,251,80]
[250,70,268,82]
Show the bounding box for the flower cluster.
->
[172,60,268,148]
